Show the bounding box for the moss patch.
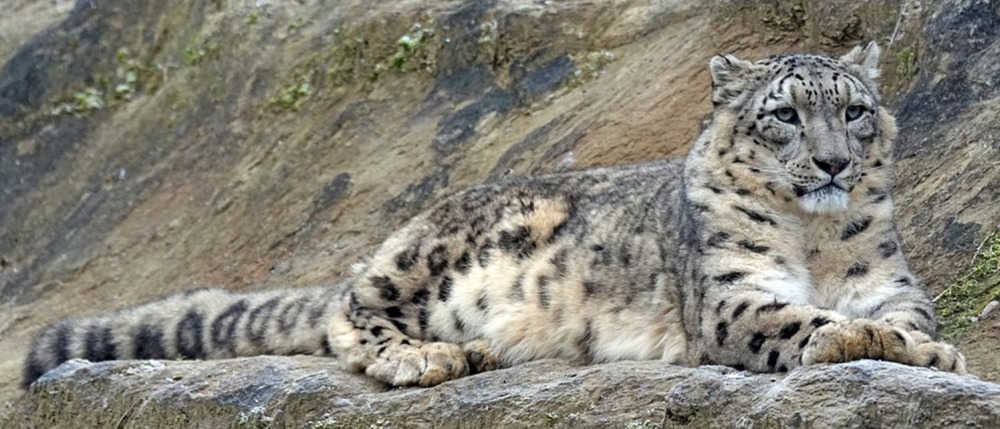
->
[390,24,435,73]
[259,20,438,113]
[47,46,163,116]
[247,10,262,25]
[895,45,918,81]
[184,46,205,66]
[49,87,105,115]
[936,227,1000,342]
[265,73,313,112]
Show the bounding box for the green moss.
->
[323,37,364,85]
[50,88,104,115]
[112,70,137,100]
[75,88,105,110]
[47,45,155,114]
[266,73,313,112]
[368,62,386,83]
[477,19,499,62]
[390,25,433,72]
[110,47,154,102]
[273,23,437,94]
[936,227,1000,342]
[259,22,435,107]
[248,10,261,25]
[288,17,307,31]
[896,45,918,80]
[184,47,205,66]
[571,50,615,84]
[115,47,130,63]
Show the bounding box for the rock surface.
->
[7,358,1000,429]
[1,0,1000,426]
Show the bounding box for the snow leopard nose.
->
[812,156,849,176]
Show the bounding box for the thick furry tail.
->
[22,284,347,389]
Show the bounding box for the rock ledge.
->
[6,357,1000,428]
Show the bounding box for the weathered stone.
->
[5,358,1000,429]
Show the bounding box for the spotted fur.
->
[22,287,345,388]
[22,43,966,389]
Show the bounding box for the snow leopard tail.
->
[22,284,348,389]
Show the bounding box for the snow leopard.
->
[23,42,966,388]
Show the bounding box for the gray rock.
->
[8,357,1000,428]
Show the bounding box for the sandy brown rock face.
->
[885,1,1000,375]
[1,0,999,424]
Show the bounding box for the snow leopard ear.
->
[709,54,763,108]
[839,41,881,82]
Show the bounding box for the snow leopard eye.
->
[845,105,865,121]
[774,107,799,125]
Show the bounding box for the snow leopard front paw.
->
[364,341,469,386]
[463,339,501,374]
[801,319,966,374]
[913,340,967,374]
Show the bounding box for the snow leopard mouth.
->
[796,182,851,213]
[794,182,850,198]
